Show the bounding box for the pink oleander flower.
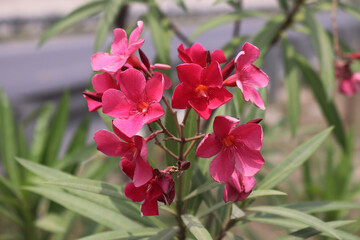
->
[223,169,256,202]
[121,159,175,216]
[223,42,269,110]
[335,59,360,96]
[172,62,233,119]
[178,43,227,67]
[91,21,144,73]
[102,68,165,137]
[83,72,119,112]
[196,115,264,183]
[94,121,153,187]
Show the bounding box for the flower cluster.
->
[84,21,268,215]
[335,52,360,96]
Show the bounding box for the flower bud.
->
[181,161,191,170]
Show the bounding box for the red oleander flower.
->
[94,122,153,187]
[177,43,227,67]
[91,21,144,73]
[335,57,360,96]
[223,42,269,110]
[223,169,256,202]
[172,62,233,119]
[102,68,165,137]
[196,115,264,183]
[121,159,175,216]
[83,72,119,112]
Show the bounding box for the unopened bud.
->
[181,161,191,170]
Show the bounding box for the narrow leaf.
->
[184,181,220,201]
[36,214,66,233]
[248,206,341,239]
[285,201,360,214]
[181,214,212,240]
[257,127,333,190]
[231,204,245,219]
[148,227,179,240]
[247,189,287,199]
[77,228,159,240]
[39,1,103,46]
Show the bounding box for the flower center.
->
[222,135,235,148]
[195,84,208,98]
[136,101,149,113]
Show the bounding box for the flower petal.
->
[143,103,165,124]
[91,52,126,73]
[145,73,164,103]
[129,21,143,45]
[213,115,240,139]
[92,72,118,93]
[171,83,192,109]
[241,65,269,88]
[196,133,222,158]
[118,69,146,103]
[83,94,102,112]
[133,156,153,187]
[238,82,265,110]
[177,43,192,63]
[94,129,128,156]
[124,182,147,202]
[201,61,223,87]
[211,49,227,64]
[189,43,207,67]
[113,116,144,138]
[235,42,260,67]
[111,28,128,55]
[176,63,202,87]
[102,89,132,118]
[141,198,159,216]
[209,149,235,183]
[120,158,135,179]
[234,143,264,176]
[189,98,212,120]
[208,87,233,109]
[231,123,263,150]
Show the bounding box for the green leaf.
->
[148,227,179,240]
[296,54,346,149]
[35,214,66,233]
[285,201,360,214]
[39,1,103,46]
[43,91,69,165]
[94,0,125,52]
[247,189,287,199]
[184,180,220,201]
[277,220,357,240]
[305,8,335,99]
[77,228,159,240]
[282,37,300,136]
[181,214,212,240]
[246,87,267,122]
[247,215,307,229]
[97,109,114,130]
[25,186,139,230]
[231,204,245,219]
[29,103,53,163]
[257,127,333,190]
[277,0,289,12]
[43,178,127,200]
[0,205,22,225]
[0,89,20,187]
[66,115,90,155]
[339,2,360,22]
[191,11,265,39]
[248,206,341,239]
[145,2,172,64]
[198,202,230,219]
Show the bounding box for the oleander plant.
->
[1,0,360,239]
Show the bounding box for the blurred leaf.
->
[231,204,245,219]
[145,2,172,64]
[248,189,287,199]
[248,206,341,239]
[285,201,360,214]
[222,35,250,60]
[282,37,300,136]
[198,202,230,219]
[305,8,335,99]
[29,103,53,163]
[277,220,358,240]
[278,0,289,12]
[66,115,90,155]
[148,227,179,240]
[175,0,187,11]
[43,90,69,165]
[94,0,125,52]
[97,109,114,130]
[36,214,66,233]
[191,11,265,39]
[257,127,333,190]
[184,180,220,201]
[25,186,139,230]
[0,89,20,187]
[339,2,360,22]
[296,54,346,150]
[0,205,22,225]
[17,157,73,180]
[247,215,307,229]
[39,0,103,46]
[56,143,97,170]
[252,14,285,66]
[182,214,212,240]
[16,124,28,158]
[226,232,246,240]
[77,228,159,240]
[44,178,127,200]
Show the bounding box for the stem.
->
[232,0,243,37]
[182,108,191,126]
[176,175,186,240]
[185,134,205,142]
[215,219,238,240]
[184,140,197,158]
[162,96,182,137]
[147,124,179,161]
[270,0,305,45]
[331,0,342,59]
[156,119,181,141]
